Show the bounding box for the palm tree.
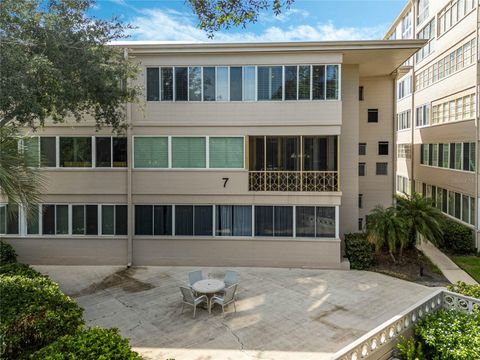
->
[0,125,44,221]
[366,206,408,263]
[395,193,444,247]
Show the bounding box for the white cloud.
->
[127,8,387,43]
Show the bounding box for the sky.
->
[90,0,408,42]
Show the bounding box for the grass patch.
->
[452,256,480,283]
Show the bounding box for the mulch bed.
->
[370,247,449,287]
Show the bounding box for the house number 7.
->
[222,177,229,187]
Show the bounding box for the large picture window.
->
[96,137,127,167]
[172,137,206,168]
[134,137,168,168]
[72,205,98,235]
[257,66,282,101]
[42,204,69,235]
[175,205,212,236]
[209,137,244,168]
[60,137,92,167]
[101,205,127,235]
[296,206,335,238]
[135,205,173,236]
[216,205,252,236]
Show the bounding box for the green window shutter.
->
[209,137,244,168]
[172,137,206,168]
[134,137,168,168]
[24,137,39,167]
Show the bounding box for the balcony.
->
[249,171,339,192]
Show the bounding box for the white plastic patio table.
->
[192,279,225,313]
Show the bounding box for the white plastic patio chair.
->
[224,270,238,287]
[188,270,203,287]
[209,284,237,317]
[180,286,208,319]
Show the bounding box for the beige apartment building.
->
[386,0,480,249]
[0,40,424,267]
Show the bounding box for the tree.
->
[189,0,294,37]
[395,193,444,247]
[366,206,408,263]
[0,0,140,131]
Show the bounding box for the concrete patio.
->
[35,266,440,360]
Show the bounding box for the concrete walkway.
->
[35,266,439,360]
[418,240,478,285]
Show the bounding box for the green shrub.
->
[0,275,84,359]
[396,336,424,360]
[415,309,480,360]
[344,233,374,270]
[441,218,475,254]
[0,240,17,264]
[447,281,480,299]
[31,327,143,360]
[0,263,44,278]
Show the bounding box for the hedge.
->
[0,263,44,279]
[31,327,143,360]
[447,281,480,299]
[344,233,374,270]
[441,217,475,254]
[0,240,17,265]
[0,275,84,359]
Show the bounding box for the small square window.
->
[376,162,388,175]
[359,162,366,176]
[359,143,366,155]
[378,141,389,155]
[368,109,379,123]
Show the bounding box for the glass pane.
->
[194,206,212,236]
[86,205,98,235]
[257,66,282,100]
[175,205,193,236]
[274,206,293,237]
[102,205,114,235]
[233,206,252,236]
[40,137,56,167]
[298,65,311,100]
[153,205,172,235]
[296,206,315,237]
[6,204,19,235]
[72,205,85,235]
[0,205,6,234]
[172,137,206,168]
[312,65,325,100]
[135,205,153,235]
[115,205,128,235]
[326,65,339,100]
[266,137,300,171]
[455,143,462,170]
[216,205,232,236]
[462,195,469,223]
[284,66,297,100]
[56,205,69,235]
[203,67,216,101]
[455,193,461,219]
[470,196,475,226]
[254,206,273,236]
[209,137,244,168]
[42,204,55,235]
[243,66,256,101]
[27,206,39,234]
[248,136,264,170]
[146,68,159,101]
[134,137,168,168]
[112,138,127,167]
[188,66,201,101]
[174,67,188,101]
[316,207,335,237]
[60,137,92,167]
[230,67,242,101]
[303,136,337,171]
[463,143,470,171]
[161,67,173,101]
[24,137,39,167]
[469,142,476,171]
[96,137,111,167]
[216,67,228,101]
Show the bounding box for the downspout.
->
[125,48,133,268]
[475,1,479,250]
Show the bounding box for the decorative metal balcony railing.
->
[248,171,339,192]
[332,289,480,360]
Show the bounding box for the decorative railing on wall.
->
[332,289,480,360]
[248,171,339,192]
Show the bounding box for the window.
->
[203,67,215,101]
[284,66,297,100]
[359,162,366,176]
[172,137,206,168]
[249,136,301,171]
[209,137,244,168]
[397,110,411,130]
[376,162,388,175]
[358,218,363,231]
[303,136,337,171]
[175,205,212,236]
[0,204,19,235]
[216,205,252,236]
[134,137,168,168]
[96,137,127,167]
[397,144,412,159]
[438,0,475,36]
[295,206,335,238]
[174,67,188,101]
[359,86,364,101]
[326,65,339,99]
[23,137,39,167]
[243,66,256,101]
[135,205,172,236]
[312,65,325,100]
[358,194,363,208]
[59,137,92,167]
[416,105,430,127]
[161,67,173,101]
[417,0,429,25]
[72,205,98,235]
[101,205,127,235]
[416,18,435,63]
[368,109,378,123]
[257,66,282,101]
[398,76,412,99]
[146,67,159,101]
[432,144,438,167]
[230,67,243,101]
[40,137,56,167]
[216,67,228,101]
[401,10,412,38]
[188,66,202,101]
[42,204,68,235]
[397,175,410,195]
[254,206,293,237]
[298,65,311,100]
[378,142,389,155]
[455,143,462,170]
[359,143,366,156]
